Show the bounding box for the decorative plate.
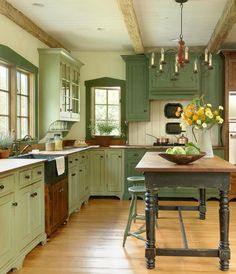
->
[158,153,206,165]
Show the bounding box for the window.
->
[92,87,121,136]
[17,70,30,139]
[0,65,10,133]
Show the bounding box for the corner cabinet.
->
[147,53,200,100]
[89,149,124,199]
[122,55,150,121]
[38,48,83,138]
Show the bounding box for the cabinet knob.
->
[25,175,30,179]
[144,109,147,112]
[59,188,64,192]
[31,192,37,197]
[75,158,78,161]
[79,169,82,172]
[100,156,103,158]
[12,202,18,206]
[0,185,4,190]
[72,173,76,176]
[118,155,122,158]
[134,153,138,157]
[82,155,85,158]
[69,161,73,163]
[37,171,42,175]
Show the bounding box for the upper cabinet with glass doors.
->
[38,48,83,138]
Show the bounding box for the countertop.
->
[0,158,46,175]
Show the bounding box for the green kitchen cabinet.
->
[124,149,146,199]
[122,55,150,121]
[38,48,83,138]
[0,164,46,274]
[200,55,224,108]
[90,149,124,199]
[0,192,15,269]
[148,53,200,100]
[68,151,89,215]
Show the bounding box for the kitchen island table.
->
[136,152,236,271]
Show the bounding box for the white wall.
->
[0,14,47,66]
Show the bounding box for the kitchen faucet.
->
[19,144,32,155]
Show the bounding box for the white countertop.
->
[0,159,46,174]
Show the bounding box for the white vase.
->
[197,129,214,158]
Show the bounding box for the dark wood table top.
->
[136,152,236,173]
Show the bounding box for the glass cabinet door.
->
[60,62,71,119]
[71,68,80,120]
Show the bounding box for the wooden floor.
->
[16,198,236,274]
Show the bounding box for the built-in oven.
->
[229,123,236,164]
[229,91,236,121]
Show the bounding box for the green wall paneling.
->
[122,55,150,121]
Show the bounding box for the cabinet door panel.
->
[69,166,79,212]
[31,182,44,238]
[16,185,32,250]
[106,151,123,192]
[0,193,14,266]
[90,151,105,192]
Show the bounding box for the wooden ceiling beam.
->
[0,0,66,49]
[117,0,144,54]
[207,0,236,53]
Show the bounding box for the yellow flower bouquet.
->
[176,96,224,130]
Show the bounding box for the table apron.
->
[145,172,230,191]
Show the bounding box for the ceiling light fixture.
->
[150,0,213,77]
[32,3,44,7]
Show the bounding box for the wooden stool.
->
[123,176,146,247]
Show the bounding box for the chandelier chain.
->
[179,3,183,40]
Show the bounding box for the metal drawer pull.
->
[100,156,103,158]
[69,161,73,163]
[0,185,4,190]
[30,192,38,197]
[79,169,82,172]
[82,156,85,158]
[72,173,76,176]
[37,171,42,175]
[25,175,30,179]
[75,158,78,161]
[59,188,64,192]
[12,202,18,206]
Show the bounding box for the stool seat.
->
[128,185,146,194]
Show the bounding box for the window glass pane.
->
[108,105,119,121]
[17,118,21,139]
[17,72,20,94]
[0,66,8,90]
[108,89,119,104]
[95,105,106,121]
[21,118,28,138]
[72,85,79,98]
[0,92,8,115]
[0,116,9,133]
[72,99,79,113]
[20,73,28,95]
[95,89,106,104]
[17,95,21,116]
[21,96,28,116]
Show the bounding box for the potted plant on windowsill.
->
[0,131,13,158]
[89,121,118,147]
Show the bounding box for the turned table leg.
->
[145,189,157,269]
[219,190,230,271]
[199,188,206,220]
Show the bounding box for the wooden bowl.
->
[158,153,206,165]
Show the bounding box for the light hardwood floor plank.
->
[15,199,236,274]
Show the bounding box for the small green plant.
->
[0,131,13,150]
[89,121,118,136]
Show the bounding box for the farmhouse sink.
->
[11,153,68,183]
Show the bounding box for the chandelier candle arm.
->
[204,48,209,63]
[160,48,165,64]
[194,59,198,73]
[150,52,156,68]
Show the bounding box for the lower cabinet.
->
[68,151,89,215]
[0,164,46,274]
[90,149,124,199]
[45,178,68,236]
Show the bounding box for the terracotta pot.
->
[0,149,10,159]
[94,136,113,147]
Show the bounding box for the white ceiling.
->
[6,0,235,51]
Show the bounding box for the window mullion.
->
[10,66,17,135]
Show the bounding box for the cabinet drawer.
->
[68,153,78,168]
[32,165,44,182]
[126,149,145,159]
[19,170,33,187]
[77,152,86,164]
[0,174,15,197]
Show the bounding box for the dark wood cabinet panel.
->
[45,178,68,236]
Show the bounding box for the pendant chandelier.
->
[150,0,213,76]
